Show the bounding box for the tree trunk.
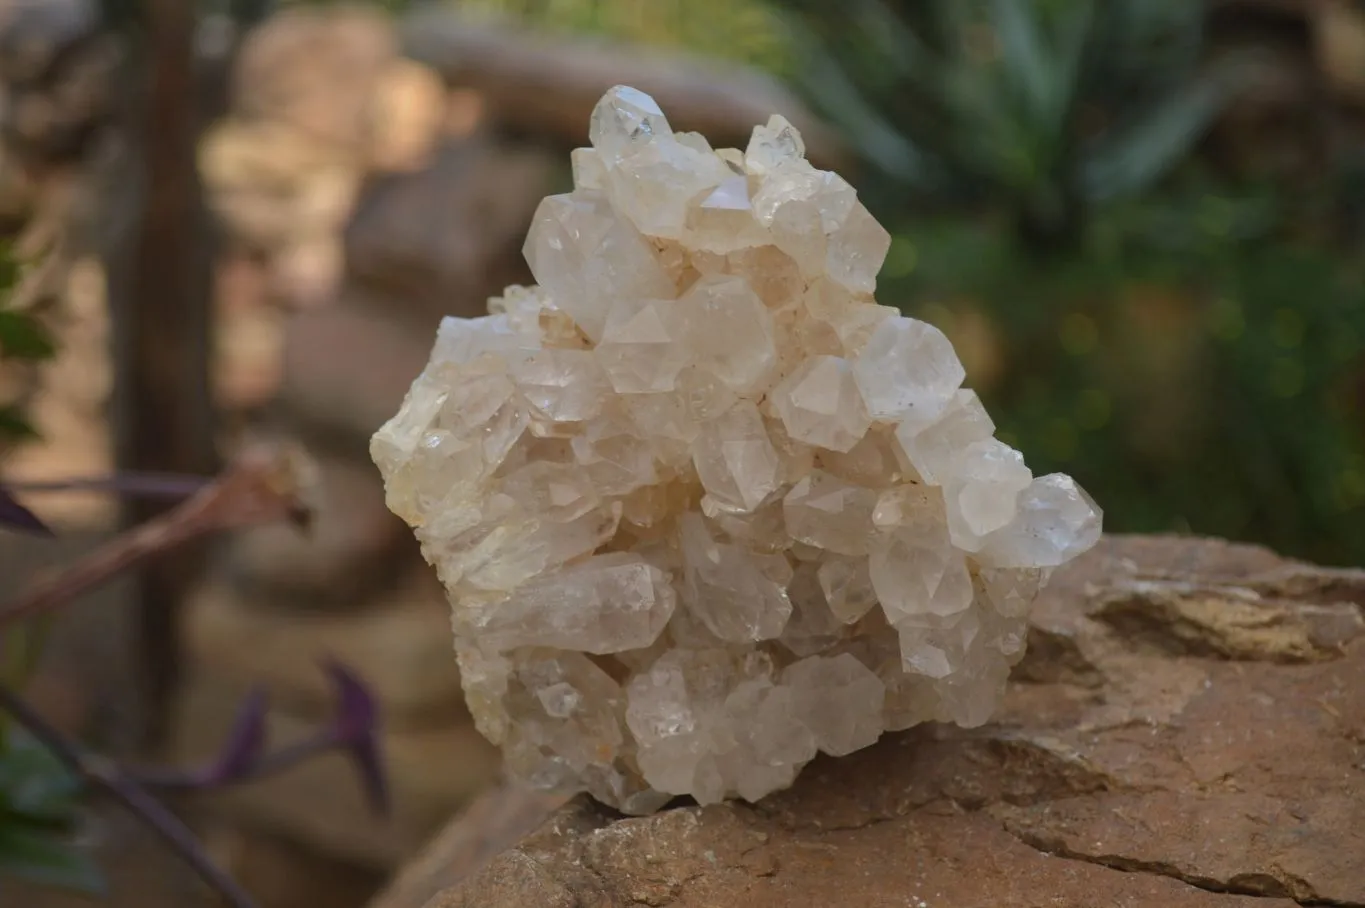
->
[106,0,217,747]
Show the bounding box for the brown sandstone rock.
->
[184,564,464,723]
[392,535,1365,908]
[370,785,569,908]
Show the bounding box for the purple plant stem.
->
[130,733,340,792]
[0,684,259,908]
[127,662,388,816]
[0,445,313,630]
[0,507,205,628]
[2,473,210,501]
[131,726,387,814]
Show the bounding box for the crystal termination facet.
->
[371,86,1103,814]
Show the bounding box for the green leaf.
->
[0,733,82,824]
[1046,0,1095,126]
[782,20,933,184]
[2,617,55,687]
[992,0,1052,121]
[850,0,940,84]
[978,0,1096,196]
[1080,69,1233,201]
[0,824,105,895]
[0,406,37,442]
[0,311,55,362]
[0,242,20,294]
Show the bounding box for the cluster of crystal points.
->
[371,86,1102,814]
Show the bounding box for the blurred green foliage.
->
[448,0,790,71]
[283,0,792,71]
[767,0,1365,565]
[775,0,1241,241]
[0,250,51,448]
[0,716,100,895]
[882,187,1365,565]
[0,248,99,893]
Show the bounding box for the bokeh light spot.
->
[1042,418,1078,461]
[1059,313,1098,356]
[883,236,919,278]
[1272,308,1305,348]
[1268,357,1304,398]
[1208,297,1245,341]
[1075,389,1111,430]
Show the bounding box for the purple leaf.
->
[203,688,269,785]
[322,659,388,817]
[0,486,52,536]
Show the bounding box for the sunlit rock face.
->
[371,86,1102,814]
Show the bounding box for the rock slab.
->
[398,534,1365,908]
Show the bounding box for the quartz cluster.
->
[371,86,1102,814]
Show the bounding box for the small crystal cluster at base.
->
[371,85,1102,814]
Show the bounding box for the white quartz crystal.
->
[372,86,1102,815]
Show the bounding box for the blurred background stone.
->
[222,448,409,605]
[276,295,443,445]
[185,566,465,723]
[200,825,385,908]
[0,0,119,168]
[340,139,556,328]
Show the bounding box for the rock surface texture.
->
[372,86,1101,812]
[382,535,1365,908]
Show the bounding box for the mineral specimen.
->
[371,85,1102,814]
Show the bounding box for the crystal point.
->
[771,355,872,453]
[474,552,675,654]
[691,400,782,512]
[745,114,807,174]
[853,315,965,423]
[675,274,777,394]
[590,85,670,163]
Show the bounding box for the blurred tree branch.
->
[0,444,313,630]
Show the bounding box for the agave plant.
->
[772,0,1245,248]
